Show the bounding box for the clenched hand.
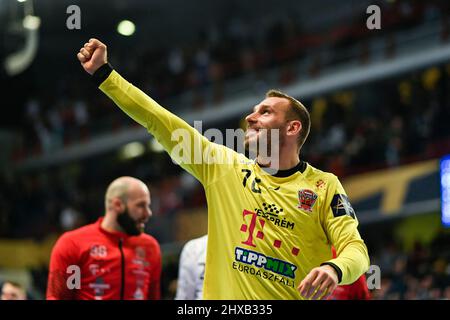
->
[77,38,108,75]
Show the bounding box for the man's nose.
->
[245,111,257,124]
[145,207,152,219]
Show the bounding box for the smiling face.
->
[244,96,291,156]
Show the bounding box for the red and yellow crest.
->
[298,189,318,212]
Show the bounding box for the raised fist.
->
[77,38,108,75]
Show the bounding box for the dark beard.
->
[117,207,141,236]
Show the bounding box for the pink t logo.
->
[240,209,265,247]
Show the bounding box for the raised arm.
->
[77,39,236,185]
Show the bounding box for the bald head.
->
[105,176,149,211]
[102,176,152,235]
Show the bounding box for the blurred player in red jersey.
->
[328,247,371,300]
[46,176,161,300]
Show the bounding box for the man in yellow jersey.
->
[76,38,370,300]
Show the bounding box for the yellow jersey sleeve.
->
[98,70,236,186]
[320,175,370,285]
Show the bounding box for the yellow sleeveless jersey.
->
[99,70,370,300]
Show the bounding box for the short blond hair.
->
[266,89,311,149]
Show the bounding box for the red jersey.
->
[46,218,161,300]
[328,246,371,300]
[328,274,371,300]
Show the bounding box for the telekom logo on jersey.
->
[240,209,300,257]
[238,209,382,290]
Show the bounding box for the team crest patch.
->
[331,194,356,219]
[297,189,318,212]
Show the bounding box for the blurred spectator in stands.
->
[390,256,408,299]
[443,286,450,300]
[1,281,27,300]
[385,116,404,167]
[74,100,90,141]
[59,206,84,231]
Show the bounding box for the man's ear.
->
[287,120,302,137]
[111,197,125,212]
